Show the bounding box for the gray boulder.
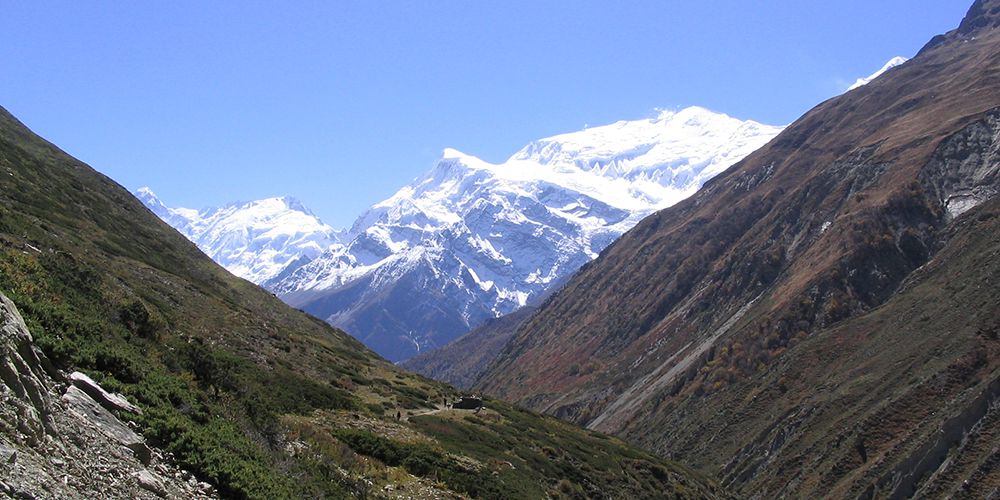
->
[61,385,152,464]
[68,371,142,415]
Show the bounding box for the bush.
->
[119,298,165,340]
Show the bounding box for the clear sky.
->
[1,1,972,229]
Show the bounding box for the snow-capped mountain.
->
[268,106,784,361]
[848,56,908,91]
[135,187,340,284]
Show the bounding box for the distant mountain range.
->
[134,188,340,285]
[140,107,782,361]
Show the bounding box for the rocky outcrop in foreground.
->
[0,292,215,499]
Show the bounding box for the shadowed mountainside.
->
[401,306,537,390]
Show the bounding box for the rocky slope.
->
[0,292,216,499]
[269,108,782,361]
[0,103,722,498]
[477,1,1000,497]
[135,187,339,284]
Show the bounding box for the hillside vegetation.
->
[0,105,721,498]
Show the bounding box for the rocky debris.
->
[0,292,217,499]
[134,470,167,497]
[68,371,142,415]
[61,385,151,465]
[380,476,465,500]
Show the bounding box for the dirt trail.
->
[401,405,446,421]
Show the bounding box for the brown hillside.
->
[478,0,1000,497]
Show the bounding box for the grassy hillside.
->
[0,106,722,498]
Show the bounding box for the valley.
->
[0,105,720,498]
[1,1,996,499]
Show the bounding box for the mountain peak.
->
[651,105,720,122]
[134,186,162,205]
[135,188,338,284]
[275,195,312,215]
[508,106,783,193]
[440,147,471,160]
[269,108,782,361]
[848,56,909,91]
[663,105,724,121]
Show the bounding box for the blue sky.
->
[1,1,971,229]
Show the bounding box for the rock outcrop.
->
[0,292,216,499]
[0,293,55,448]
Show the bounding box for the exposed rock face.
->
[68,371,143,415]
[919,110,1000,219]
[61,385,152,465]
[0,292,216,499]
[0,293,54,447]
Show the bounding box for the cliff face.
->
[477,1,1000,496]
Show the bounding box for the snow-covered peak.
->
[848,56,909,91]
[134,189,340,284]
[335,105,784,278]
[511,106,777,181]
[135,186,168,213]
[440,147,477,161]
[135,186,200,229]
[269,107,784,360]
[135,186,159,202]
